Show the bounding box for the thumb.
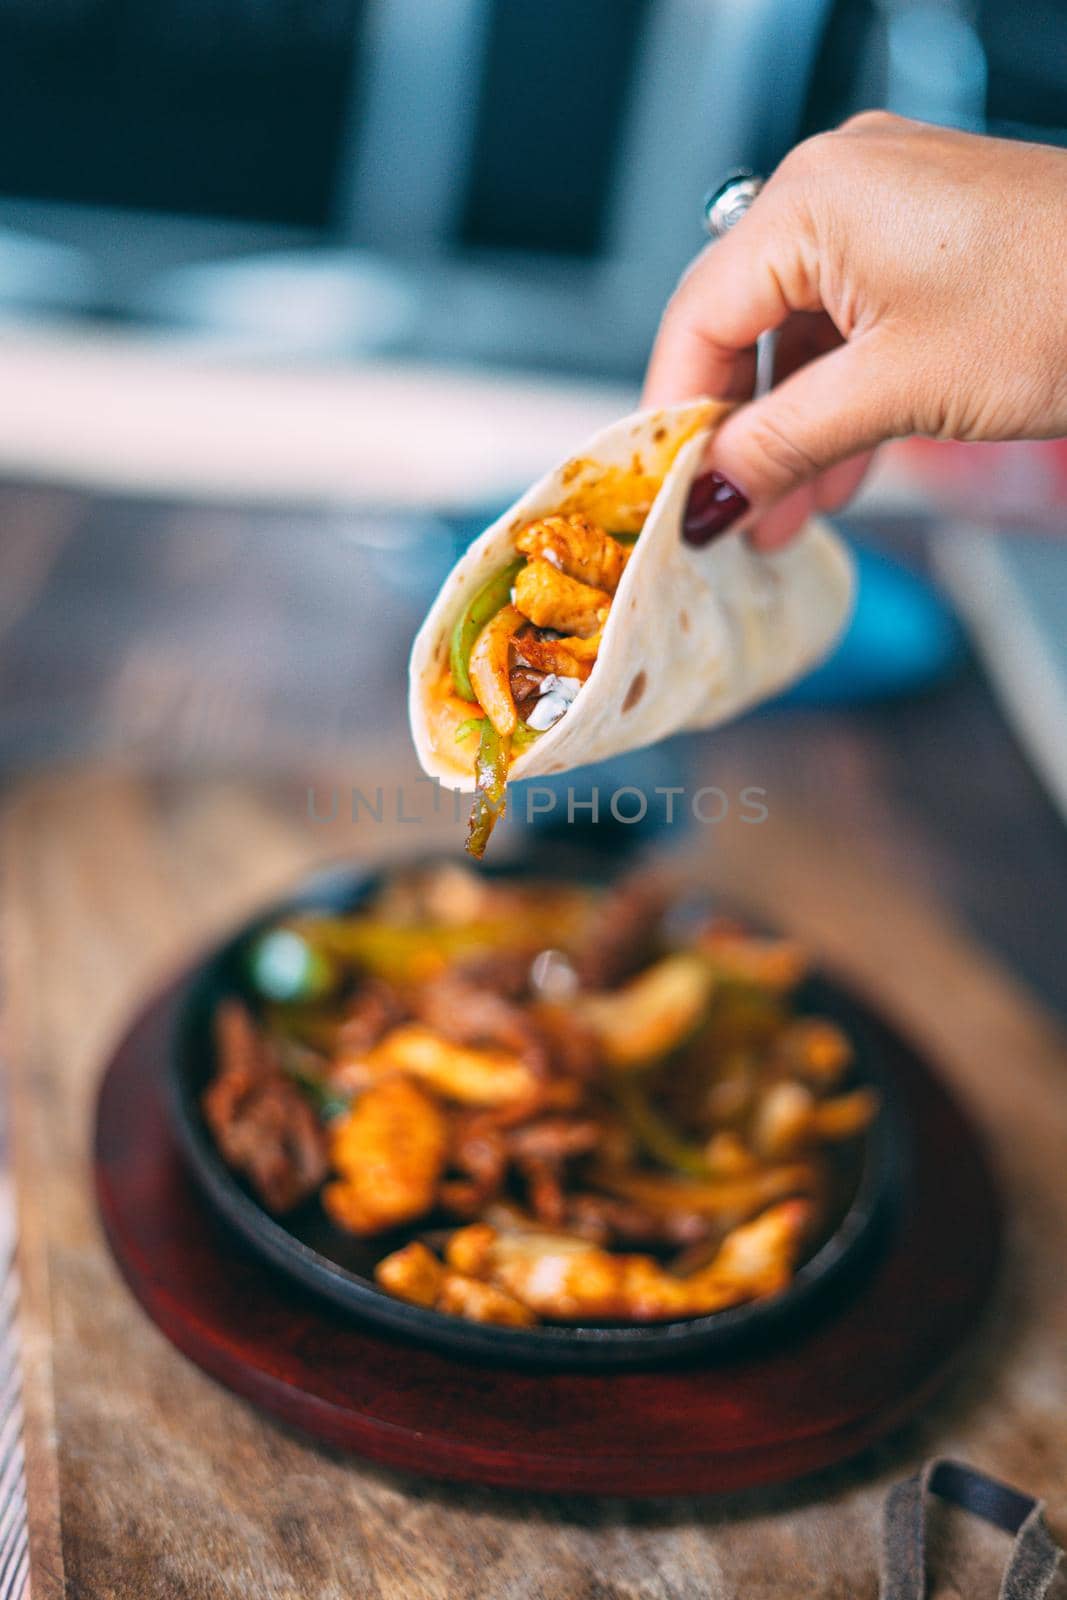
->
[685,333,911,543]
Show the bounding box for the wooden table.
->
[4,483,1067,1597]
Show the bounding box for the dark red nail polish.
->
[683,472,750,546]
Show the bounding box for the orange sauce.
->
[425,673,480,779]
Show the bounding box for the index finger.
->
[641,187,819,407]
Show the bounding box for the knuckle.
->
[840,108,901,135]
[743,410,823,487]
[779,133,830,178]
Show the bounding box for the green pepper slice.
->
[511,719,541,751]
[609,1076,712,1177]
[450,558,525,704]
[466,719,511,859]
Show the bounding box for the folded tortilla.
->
[409,399,854,791]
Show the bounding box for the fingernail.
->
[682,472,751,546]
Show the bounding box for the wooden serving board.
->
[6,767,1067,1598]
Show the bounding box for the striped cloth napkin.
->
[0,1157,29,1599]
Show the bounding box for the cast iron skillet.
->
[168,861,905,1370]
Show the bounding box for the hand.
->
[643,113,1067,548]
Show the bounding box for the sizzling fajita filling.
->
[201,864,879,1330]
[443,513,635,855]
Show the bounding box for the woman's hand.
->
[643,113,1067,548]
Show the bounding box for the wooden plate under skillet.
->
[165,865,901,1369]
[94,873,1000,1494]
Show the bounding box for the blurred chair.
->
[319,0,834,370]
[128,0,837,372]
[882,0,987,129]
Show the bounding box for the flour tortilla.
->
[409,400,854,791]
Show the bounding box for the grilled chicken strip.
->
[515,513,628,593]
[323,1077,447,1235]
[512,629,601,682]
[468,603,524,737]
[333,1023,539,1107]
[444,1200,812,1323]
[513,559,611,638]
[375,1240,537,1326]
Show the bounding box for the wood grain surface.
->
[2,477,1067,1597]
[5,765,1067,1600]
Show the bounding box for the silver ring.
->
[703,171,764,240]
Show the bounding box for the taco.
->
[409,400,854,855]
